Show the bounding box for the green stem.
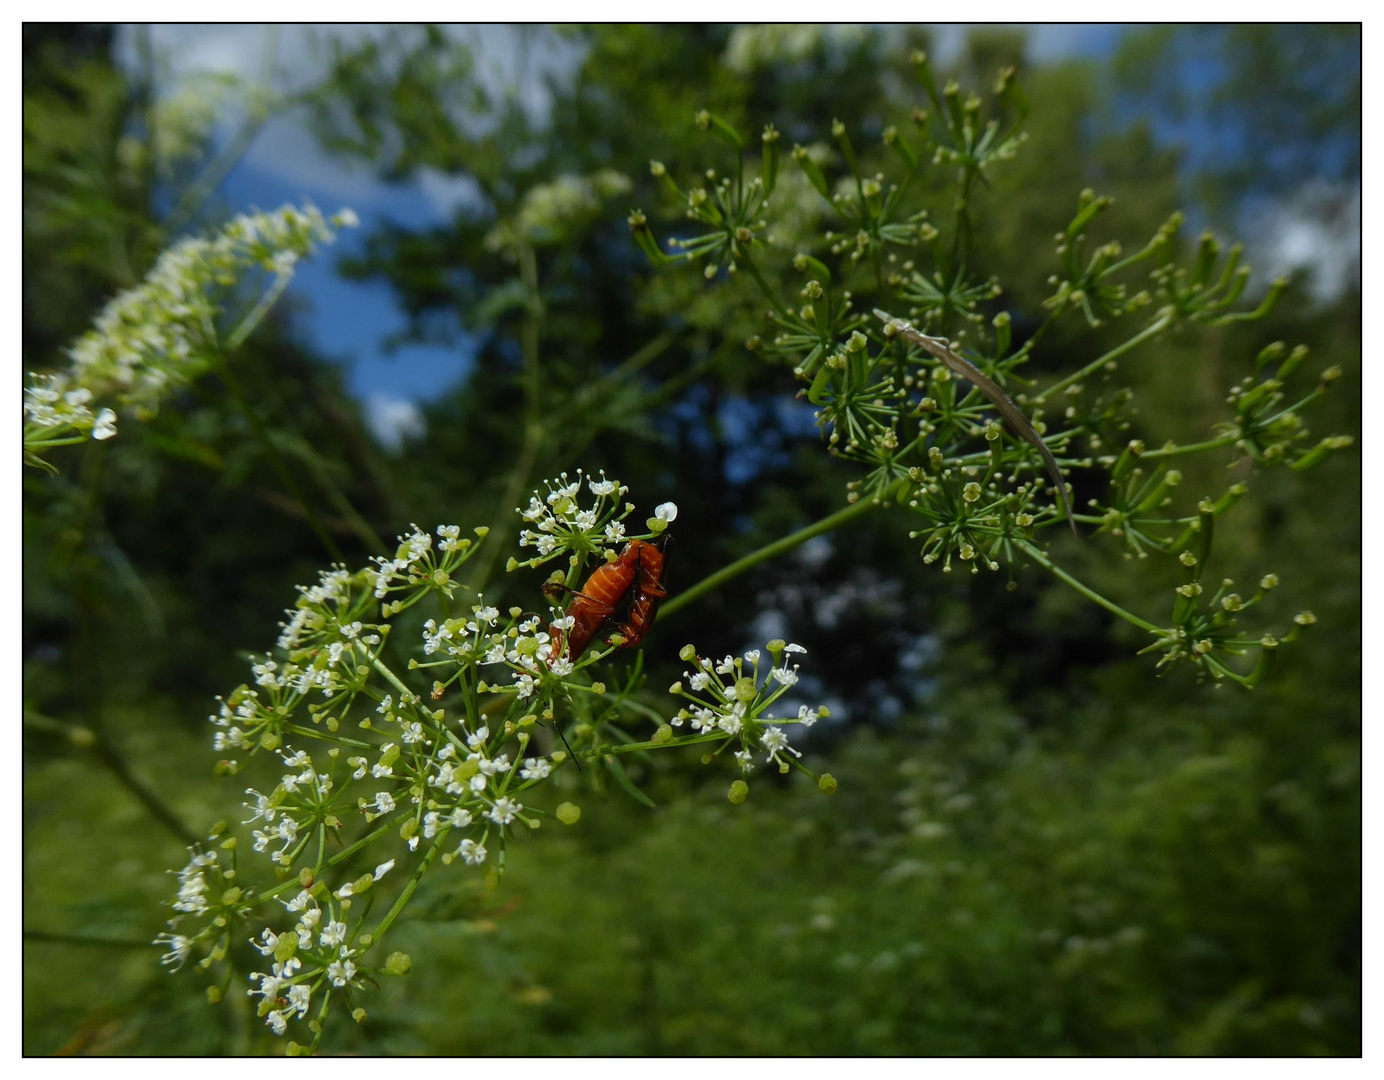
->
[226,272,293,352]
[659,499,880,620]
[249,818,397,907]
[364,650,413,701]
[741,254,792,319]
[23,929,151,949]
[579,732,724,758]
[1139,432,1240,460]
[367,834,444,946]
[1033,313,1172,404]
[208,347,343,561]
[284,723,378,751]
[1015,539,1160,633]
[24,711,198,845]
[289,438,389,555]
[471,240,546,590]
[163,112,272,242]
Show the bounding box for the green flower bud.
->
[556,802,582,825]
[651,724,674,745]
[385,951,412,976]
[735,677,758,702]
[728,780,749,804]
[274,934,298,964]
[818,773,838,794]
[679,644,697,662]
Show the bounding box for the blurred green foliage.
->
[23,24,1358,1055]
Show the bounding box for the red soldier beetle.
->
[545,535,671,663]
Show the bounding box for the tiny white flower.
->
[771,666,799,687]
[784,643,807,654]
[319,920,347,948]
[155,932,192,969]
[327,957,357,987]
[520,756,551,780]
[373,858,395,881]
[282,889,312,912]
[458,838,487,865]
[373,791,396,813]
[266,1009,288,1035]
[91,408,118,440]
[286,983,311,1017]
[487,797,522,825]
[654,501,678,522]
[762,725,790,757]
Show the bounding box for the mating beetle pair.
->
[545,535,671,663]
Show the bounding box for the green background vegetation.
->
[23,25,1359,1055]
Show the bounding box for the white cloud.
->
[416,168,486,218]
[364,393,426,452]
[1242,180,1361,304]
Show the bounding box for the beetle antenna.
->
[554,720,582,773]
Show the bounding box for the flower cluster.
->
[669,640,833,799]
[160,477,833,1053]
[487,169,632,251]
[510,469,676,570]
[633,56,1349,684]
[24,203,357,466]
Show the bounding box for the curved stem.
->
[1014,539,1159,633]
[659,499,880,620]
